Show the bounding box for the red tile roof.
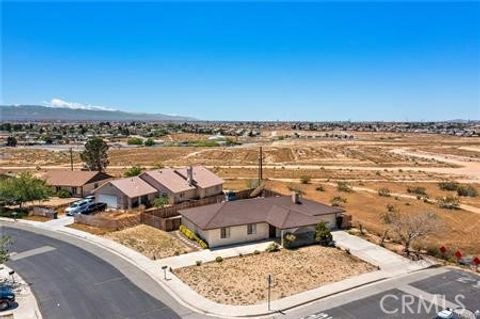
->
[109,177,158,198]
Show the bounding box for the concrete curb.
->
[0,218,434,318]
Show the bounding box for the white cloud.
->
[43,98,117,111]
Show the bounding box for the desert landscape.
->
[2,131,480,257]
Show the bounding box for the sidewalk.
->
[1,218,437,318]
[160,240,275,269]
[0,265,42,319]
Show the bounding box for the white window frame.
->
[247,223,257,235]
[220,227,230,239]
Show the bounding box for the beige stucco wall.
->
[205,223,270,248]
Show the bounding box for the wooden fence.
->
[75,187,283,232]
[74,212,141,231]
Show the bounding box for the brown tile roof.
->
[141,169,195,193]
[109,176,158,198]
[175,166,224,189]
[140,165,223,193]
[180,196,343,230]
[44,170,112,187]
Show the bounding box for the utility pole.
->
[70,147,74,171]
[258,146,263,182]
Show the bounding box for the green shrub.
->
[315,222,333,245]
[179,225,208,249]
[300,175,311,184]
[456,185,477,197]
[337,182,353,192]
[153,195,169,208]
[124,165,144,177]
[315,185,325,192]
[215,256,223,263]
[195,260,202,266]
[378,188,391,197]
[265,242,280,253]
[127,137,143,145]
[407,186,427,196]
[283,232,296,249]
[438,181,459,191]
[330,196,347,207]
[253,250,260,255]
[144,138,155,147]
[437,196,460,209]
[56,189,71,198]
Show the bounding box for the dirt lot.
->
[175,245,375,305]
[105,225,194,259]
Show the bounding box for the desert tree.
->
[382,210,442,256]
[6,136,17,147]
[81,137,109,171]
[123,166,144,177]
[0,172,51,208]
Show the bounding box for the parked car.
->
[65,196,95,216]
[83,202,107,215]
[0,285,15,311]
[65,200,90,216]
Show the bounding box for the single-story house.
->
[44,170,113,198]
[180,193,344,248]
[139,165,223,204]
[93,176,158,210]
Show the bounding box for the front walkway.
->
[160,240,276,269]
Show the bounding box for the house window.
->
[72,187,78,194]
[247,224,257,235]
[220,227,230,239]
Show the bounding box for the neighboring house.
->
[93,176,158,210]
[139,165,223,204]
[180,193,344,248]
[44,170,112,198]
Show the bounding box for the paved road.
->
[293,269,480,319]
[4,226,183,319]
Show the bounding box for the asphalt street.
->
[4,226,182,319]
[296,270,480,319]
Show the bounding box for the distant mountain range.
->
[0,105,195,122]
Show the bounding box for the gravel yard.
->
[174,245,375,305]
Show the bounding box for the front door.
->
[269,225,277,238]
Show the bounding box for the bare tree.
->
[382,210,442,256]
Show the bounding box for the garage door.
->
[97,194,118,209]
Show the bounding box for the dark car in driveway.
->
[83,202,107,215]
[0,285,15,311]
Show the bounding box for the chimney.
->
[187,166,193,185]
[291,192,300,204]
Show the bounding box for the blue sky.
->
[2,1,479,121]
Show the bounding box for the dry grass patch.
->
[67,223,112,235]
[175,245,375,305]
[105,225,193,259]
